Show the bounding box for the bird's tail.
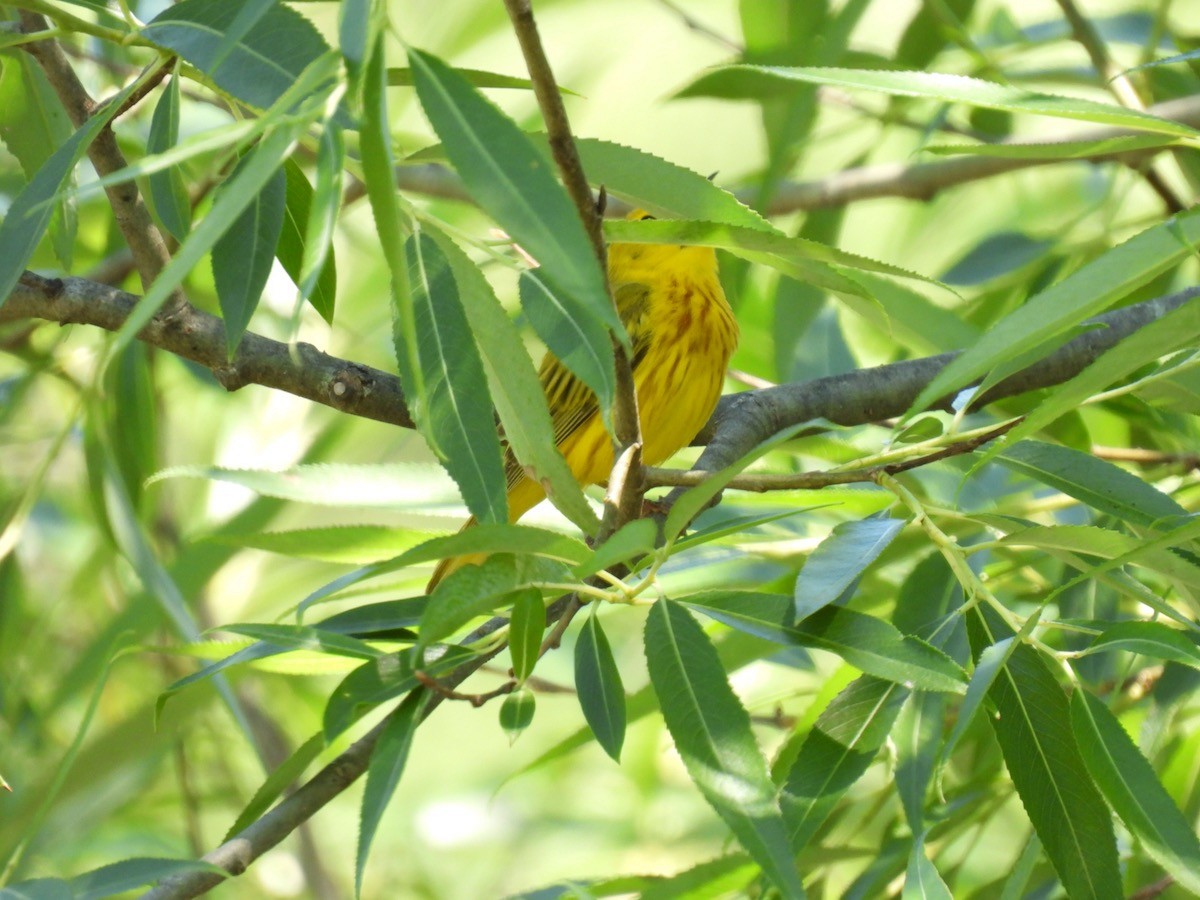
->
[425,515,485,592]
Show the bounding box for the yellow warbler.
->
[428,211,738,588]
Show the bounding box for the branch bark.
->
[3,273,415,429]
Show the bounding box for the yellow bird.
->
[428,211,739,589]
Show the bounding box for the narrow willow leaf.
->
[417,555,521,651]
[518,268,616,425]
[508,589,545,683]
[1002,524,1200,591]
[903,837,954,900]
[781,675,908,850]
[225,731,324,839]
[145,72,191,242]
[277,157,337,324]
[0,55,76,268]
[575,610,625,761]
[0,78,137,309]
[574,518,658,579]
[406,47,619,338]
[996,441,1187,527]
[430,228,598,533]
[681,67,1200,137]
[604,217,935,287]
[924,134,1179,160]
[1070,690,1200,894]
[911,208,1200,415]
[966,612,1121,899]
[681,591,966,692]
[219,623,384,660]
[206,524,435,565]
[357,691,426,897]
[978,301,1200,469]
[1082,621,1200,669]
[150,461,457,507]
[895,692,946,830]
[573,138,774,231]
[142,0,332,112]
[794,517,904,620]
[296,124,344,324]
[401,232,507,524]
[645,599,804,898]
[388,66,570,93]
[212,160,286,356]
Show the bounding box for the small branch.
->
[539,595,583,657]
[501,0,644,528]
[643,420,1020,492]
[652,0,742,52]
[1092,445,1200,469]
[112,61,172,120]
[1129,876,1175,900]
[413,670,516,707]
[5,273,416,430]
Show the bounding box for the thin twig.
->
[1129,875,1175,900]
[1092,445,1200,468]
[643,419,1020,492]
[501,0,643,504]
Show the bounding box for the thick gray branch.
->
[3,273,415,429]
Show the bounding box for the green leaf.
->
[1082,621,1200,669]
[142,0,333,112]
[683,67,1200,137]
[406,47,623,408]
[903,837,954,900]
[603,217,936,287]
[977,300,1200,468]
[297,124,343,325]
[431,227,599,533]
[780,675,908,850]
[225,731,324,838]
[924,133,1180,160]
[212,159,286,356]
[894,691,946,830]
[681,591,966,692]
[794,517,904,620]
[1070,689,1200,894]
[388,66,573,93]
[276,157,337,324]
[500,688,536,741]
[575,610,625,761]
[574,518,658,579]
[219,623,385,660]
[911,209,1200,415]
[573,138,774,231]
[357,691,426,897]
[401,232,508,525]
[644,599,805,899]
[966,612,1121,899]
[0,78,137,310]
[151,461,458,507]
[145,71,191,242]
[207,524,435,564]
[508,589,545,683]
[518,267,617,425]
[0,54,76,269]
[1001,524,1200,590]
[417,555,522,651]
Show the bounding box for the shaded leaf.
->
[575,610,625,761]
[794,518,904,620]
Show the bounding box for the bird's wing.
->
[502,280,653,491]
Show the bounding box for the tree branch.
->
[501,0,644,532]
[3,273,415,430]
